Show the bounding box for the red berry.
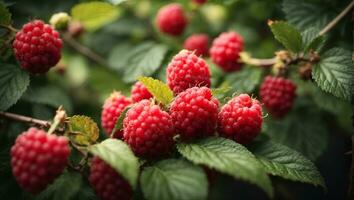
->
[101,92,131,138]
[156,3,187,36]
[183,34,209,56]
[218,94,262,144]
[11,128,70,194]
[13,20,62,74]
[170,87,219,141]
[210,31,244,72]
[89,157,132,200]
[193,0,207,4]
[260,76,297,118]
[131,81,153,103]
[123,100,175,158]
[167,50,211,94]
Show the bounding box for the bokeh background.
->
[0,0,352,199]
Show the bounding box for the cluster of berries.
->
[97,49,268,199]
[10,2,296,198]
[156,3,244,72]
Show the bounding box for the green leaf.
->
[22,85,73,114]
[88,139,139,189]
[71,2,120,31]
[301,27,325,53]
[0,2,11,25]
[224,66,262,94]
[269,21,303,53]
[111,106,130,137]
[177,137,273,198]
[138,77,174,106]
[140,159,208,200]
[264,99,329,160]
[106,0,127,5]
[282,0,336,30]
[108,43,134,72]
[211,85,231,100]
[68,115,99,146]
[312,48,354,101]
[0,64,29,111]
[123,43,168,83]
[250,140,326,189]
[35,170,83,200]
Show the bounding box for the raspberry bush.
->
[0,1,353,200]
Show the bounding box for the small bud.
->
[49,12,71,30]
[68,21,85,38]
[298,62,312,80]
[275,50,292,63]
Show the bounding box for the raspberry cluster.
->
[131,81,153,103]
[183,34,209,57]
[13,20,62,74]
[89,157,132,200]
[218,94,263,144]
[260,76,297,118]
[156,3,187,36]
[170,87,219,141]
[210,31,244,72]
[101,92,131,138]
[167,50,211,94]
[11,128,70,194]
[123,100,175,158]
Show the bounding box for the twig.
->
[244,57,277,67]
[319,0,354,36]
[0,111,51,128]
[62,32,108,67]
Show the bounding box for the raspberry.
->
[170,87,219,141]
[156,3,187,36]
[210,31,244,72]
[131,81,153,103]
[260,76,297,118]
[89,157,132,200]
[123,100,175,158]
[193,0,207,4]
[101,92,131,138]
[10,128,70,194]
[13,20,62,74]
[183,34,209,57]
[218,94,262,144]
[167,50,211,94]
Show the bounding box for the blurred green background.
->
[0,0,352,199]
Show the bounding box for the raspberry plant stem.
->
[0,111,51,128]
[62,32,109,67]
[319,0,354,36]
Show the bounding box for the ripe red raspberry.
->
[210,31,244,72]
[193,0,207,4]
[167,50,211,94]
[11,128,70,194]
[89,157,132,200]
[123,100,175,158]
[156,3,187,36]
[170,87,219,141]
[13,20,62,74]
[218,94,262,144]
[183,34,209,57]
[131,81,153,103]
[260,76,297,118]
[101,92,131,138]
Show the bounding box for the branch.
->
[62,32,109,67]
[319,0,354,36]
[240,52,277,67]
[0,111,51,128]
